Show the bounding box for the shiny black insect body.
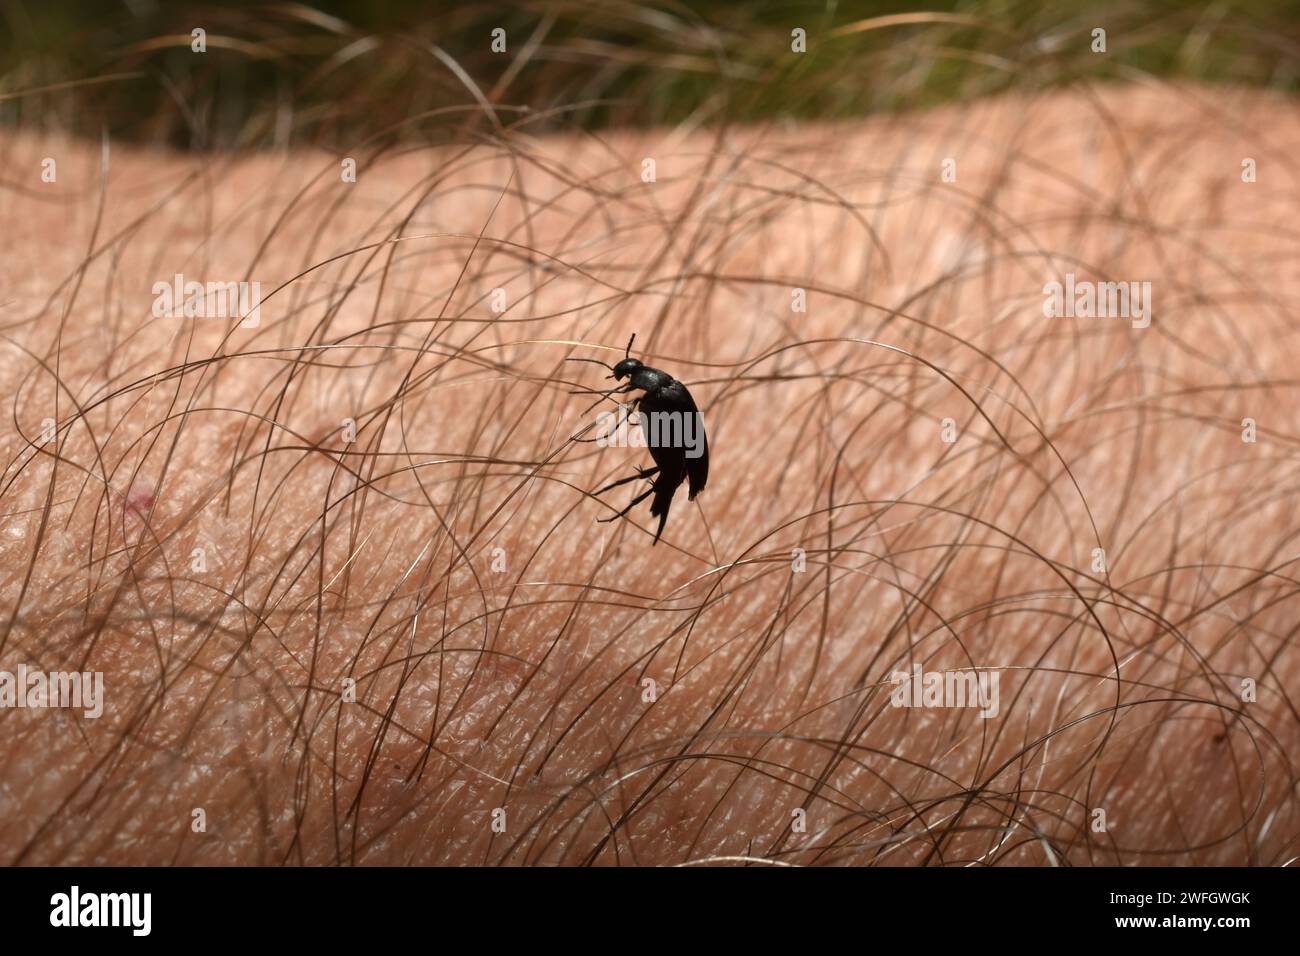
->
[570,335,708,544]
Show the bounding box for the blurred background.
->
[2,0,1299,150]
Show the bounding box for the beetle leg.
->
[596,486,655,523]
[592,466,659,497]
[579,381,636,415]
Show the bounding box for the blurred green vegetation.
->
[3,0,1300,149]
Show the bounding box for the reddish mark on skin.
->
[124,482,156,519]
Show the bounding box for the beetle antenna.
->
[565,356,616,373]
[625,333,636,360]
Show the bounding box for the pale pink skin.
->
[0,83,1297,865]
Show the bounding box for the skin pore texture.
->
[1,81,1298,866]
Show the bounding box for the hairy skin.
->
[1,82,1298,865]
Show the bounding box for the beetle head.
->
[612,357,643,381]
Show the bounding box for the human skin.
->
[0,81,1298,865]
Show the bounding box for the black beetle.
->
[570,334,709,544]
